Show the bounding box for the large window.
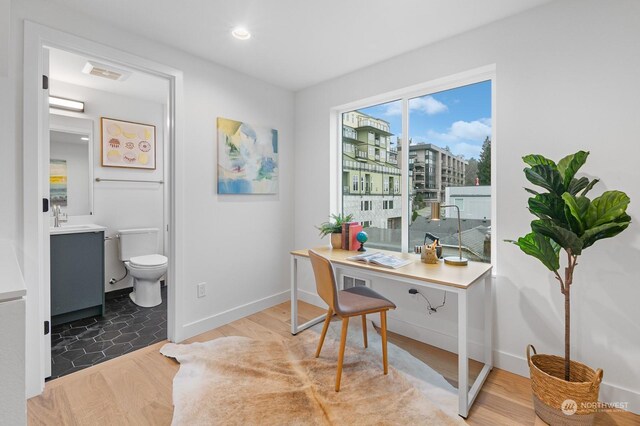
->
[341,100,402,251]
[340,78,493,263]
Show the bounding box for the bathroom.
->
[47,47,170,379]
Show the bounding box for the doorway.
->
[23,21,184,397]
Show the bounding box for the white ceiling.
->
[49,0,553,90]
[49,48,169,104]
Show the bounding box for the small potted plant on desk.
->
[317,213,353,249]
[506,151,631,425]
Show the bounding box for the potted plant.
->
[317,213,354,249]
[507,151,631,424]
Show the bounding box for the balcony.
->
[356,119,392,135]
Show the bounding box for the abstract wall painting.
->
[50,159,68,206]
[101,117,156,169]
[217,117,279,194]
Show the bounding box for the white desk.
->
[290,247,493,419]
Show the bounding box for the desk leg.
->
[458,290,469,418]
[291,256,298,335]
[484,274,493,368]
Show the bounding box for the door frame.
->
[23,21,185,398]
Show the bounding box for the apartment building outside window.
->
[340,76,493,263]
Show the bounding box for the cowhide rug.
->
[161,319,463,425]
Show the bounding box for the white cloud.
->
[410,96,448,115]
[423,118,491,158]
[451,142,482,159]
[383,96,448,116]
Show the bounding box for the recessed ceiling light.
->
[81,137,89,141]
[232,27,251,40]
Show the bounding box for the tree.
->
[477,137,491,185]
[465,158,478,185]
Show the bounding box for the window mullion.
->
[400,97,409,253]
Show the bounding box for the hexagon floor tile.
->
[48,286,167,380]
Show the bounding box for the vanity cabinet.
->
[51,230,105,325]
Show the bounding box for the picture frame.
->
[217,117,279,194]
[100,117,156,170]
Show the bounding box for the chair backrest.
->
[308,250,339,312]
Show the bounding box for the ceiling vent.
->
[82,61,131,82]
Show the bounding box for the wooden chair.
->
[308,249,396,391]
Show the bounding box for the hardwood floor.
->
[28,301,638,425]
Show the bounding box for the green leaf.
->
[524,187,540,196]
[524,165,565,194]
[506,233,560,272]
[581,220,631,249]
[586,190,630,228]
[557,151,589,188]
[561,193,590,235]
[528,193,566,223]
[580,178,599,196]
[567,177,589,195]
[523,154,557,168]
[531,219,583,255]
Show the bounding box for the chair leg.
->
[315,308,333,358]
[335,317,349,392]
[361,314,368,348]
[380,310,388,375]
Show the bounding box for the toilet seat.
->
[129,254,168,268]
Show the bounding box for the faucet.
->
[53,205,67,227]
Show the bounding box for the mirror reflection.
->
[50,130,92,216]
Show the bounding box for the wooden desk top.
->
[291,246,492,289]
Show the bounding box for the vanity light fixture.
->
[231,27,251,40]
[49,96,85,113]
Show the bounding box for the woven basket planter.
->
[527,345,603,425]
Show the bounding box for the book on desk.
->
[347,251,412,269]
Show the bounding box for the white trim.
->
[329,65,497,267]
[23,21,184,397]
[181,290,291,339]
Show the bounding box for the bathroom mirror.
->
[50,114,94,216]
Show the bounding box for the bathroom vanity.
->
[50,224,106,325]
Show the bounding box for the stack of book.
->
[341,221,363,251]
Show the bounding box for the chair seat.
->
[335,286,396,317]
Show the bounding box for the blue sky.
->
[358,80,491,159]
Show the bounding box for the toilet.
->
[118,228,168,308]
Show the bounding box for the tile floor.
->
[49,286,167,379]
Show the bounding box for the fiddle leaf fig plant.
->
[506,151,631,381]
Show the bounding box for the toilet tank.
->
[118,228,160,261]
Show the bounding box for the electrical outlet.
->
[197,282,206,298]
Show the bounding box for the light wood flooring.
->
[28,301,638,425]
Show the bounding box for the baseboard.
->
[385,315,486,363]
[180,290,290,341]
[298,289,326,308]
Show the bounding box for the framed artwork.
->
[100,117,156,169]
[49,159,67,206]
[217,117,278,194]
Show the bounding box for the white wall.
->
[7,0,294,397]
[50,80,166,293]
[294,0,640,412]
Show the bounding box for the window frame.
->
[330,65,497,272]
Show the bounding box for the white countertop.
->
[49,223,107,235]
[0,240,26,302]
